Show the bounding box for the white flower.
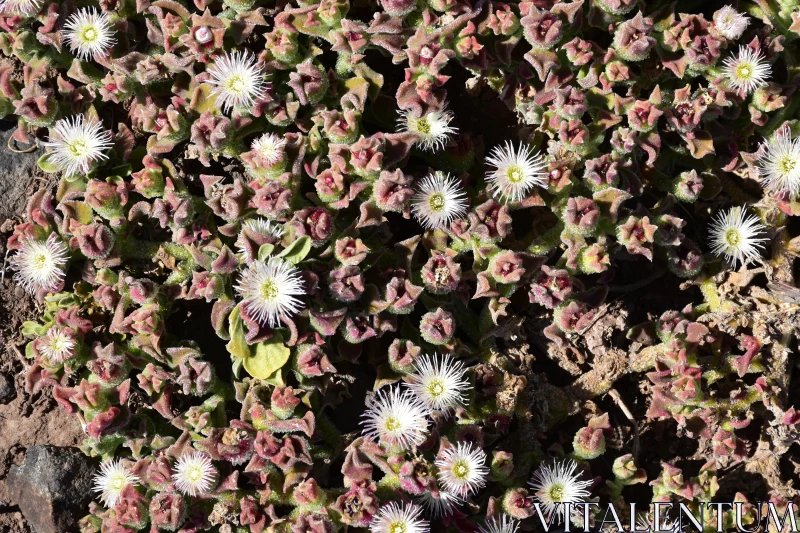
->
[709,206,768,267]
[528,459,592,523]
[206,51,266,112]
[721,46,771,94]
[10,234,69,295]
[398,108,457,151]
[435,442,488,497]
[406,353,469,412]
[0,0,42,15]
[485,141,548,203]
[39,328,75,364]
[713,6,750,40]
[172,451,217,497]
[479,515,520,533]
[236,218,284,256]
[360,386,430,451]
[411,172,469,230]
[42,115,114,177]
[251,133,286,166]
[63,8,116,61]
[415,490,463,518]
[235,256,305,327]
[370,502,429,533]
[756,127,800,196]
[93,459,138,508]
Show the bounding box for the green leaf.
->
[21,321,47,337]
[226,305,251,360]
[37,153,60,173]
[276,236,312,265]
[243,333,291,380]
[257,243,275,262]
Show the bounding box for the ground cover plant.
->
[1,0,800,531]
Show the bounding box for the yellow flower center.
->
[110,474,126,490]
[778,156,797,175]
[725,228,741,247]
[187,465,203,482]
[548,483,565,501]
[82,26,98,43]
[507,166,523,183]
[389,521,407,533]
[385,416,401,432]
[427,378,445,398]
[68,139,90,158]
[227,75,246,94]
[736,63,753,80]
[452,459,470,480]
[429,193,445,211]
[260,279,278,301]
[413,117,431,136]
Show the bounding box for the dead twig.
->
[608,388,640,462]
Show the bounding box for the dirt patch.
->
[0,123,85,533]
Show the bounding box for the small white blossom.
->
[361,387,430,451]
[235,257,305,327]
[713,6,750,40]
[721,46,771,94]
[411,172,469,230]
[709,207,768,267]
[39,328,75,364]
[370,502,429,533]
[251,133,287,166]
[63,8,116,61]
[10,234,69,295]
[415,489,463,518]
[93,459,138,508]
[43,115,114,177]
[756,127,800,197]
[172,451,217,497]
[399,108,458,151]
[236,218,284,257]
[406,353,469,412]
[479,515,520,533]
[485,141,548,203]
[435,442,489,497]
[206,51,266,112]
[0,0,42,15]
[528,459,592,523]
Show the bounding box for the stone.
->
[0,119,40,222]
[7,446,97,533]
[0,373,14,402]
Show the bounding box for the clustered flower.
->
[2,0,799,530]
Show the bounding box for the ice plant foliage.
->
[172,451,217,496]
[2,0,799,530]
[361,387,429,451]
[485,142,548,202]
[406,353,469,412]
[235,257,305,327]
[529,460,592,523]
[370,502,429,533]
[399,108,458,151]
[721,46,771,94]
[63,8,116,60]
[411,172,469,230]
[92,460,138,508]
[206,51,266,112]
[42,116,114,177]
[9,234,69,294]
[757,127,800,196]
[435,442,489,496]
[709,207,768,267]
